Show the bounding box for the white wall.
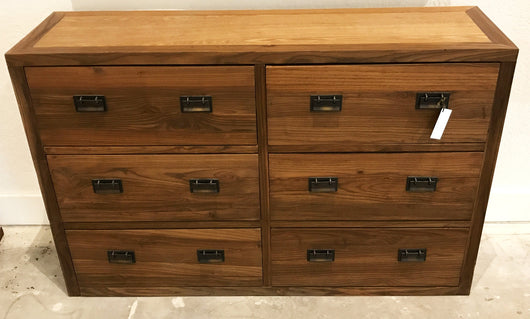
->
[0,0,528,224]
[0,0,73,225]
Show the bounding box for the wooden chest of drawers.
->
[6,7,517,296]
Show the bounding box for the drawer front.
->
[269,152,482,221]
[67,228,262,287]
[271,228,467,286]
[267,63,499,146]
[26,66,256,146]
[48,154,259,222]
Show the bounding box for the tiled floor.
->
[0,224,529,319]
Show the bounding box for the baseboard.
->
[485,191,530,222]
[483,222,530,234]
[0,194,48,225]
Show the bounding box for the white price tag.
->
[430,108,452,140]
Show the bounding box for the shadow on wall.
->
[70,0,449,11]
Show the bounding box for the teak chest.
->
[6,7,518,296]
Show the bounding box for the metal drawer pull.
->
[107,250,135,264]
[180,95,212,112]
[415,92,450,109]
[406,176,438,192]
[92,179,123,194]
[308,177,338,193]
[398,248,427,262]
[73,95,106,112]
[197,250,225,263]
[307,249,335,262]
[310,95,342,112]
[189,179,219,193]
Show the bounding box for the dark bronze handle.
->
[415,92,450,109]
[310,95,342,112]
[107,250,135,264]
[197,250,225,263]
[406,176,438,192]
[307,249,335,262]
[74,95,106,112]
[180,96,212,113]
[92,179,123,194]
[189,179,219,193]
[308,177,338,193]
[398,248,427,262]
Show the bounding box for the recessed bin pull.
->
[107,250,135,264]
[307,249,335,262]
[180,96,212,113]
[189,179,219,193]
[92,179,123,194]
[406,176,438,192]
[415,92,451,109]
[197,250,225,263]
[310,95,342,112]
[74,95,106,112]
[398,248,427,262]
[308,177,338,193]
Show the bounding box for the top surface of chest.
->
[6,7,517,66]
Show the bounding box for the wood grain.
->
[269,152,483,221]
[62,220,470,230]
[270,220,471,228]
[66,228,262,287]
[26,66,256,146]
[7,66,80,295]
[271,228,468,287]
[255,64,272,286]
[5,7,518,297]
[47,154,259,222]
[459,61,518,294]
[34,9,489,48]
[80,285,464,296]
[268,143,485,154]
[44,145,258,155]
[466,7,517,47]
[64,221,262,230]
[267,63,499,147]
[5,8,518,66]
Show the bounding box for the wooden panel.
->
[64,221,261,230]
[271,228,468,286]
[80,285,464,296]
[6,8,518,66]
[255,64,272,286]
[6,66,80,295]
[44,145,258,155]
[459,61,518,294]
[269,152,483,221]
[34,8,489,48]
[269,143,485,153]
[26,66,256,146]
[267,64,499,147]
[67,228,262,287]
[47,154,259,222]
[63,220,471,230]
[271,220,471,228]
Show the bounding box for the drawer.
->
[269,152,482,221]
[267,63,499,147]
[48,154,259,222]
[271,228,468,286]
[26,66,256,146]
[67,228,262,287]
